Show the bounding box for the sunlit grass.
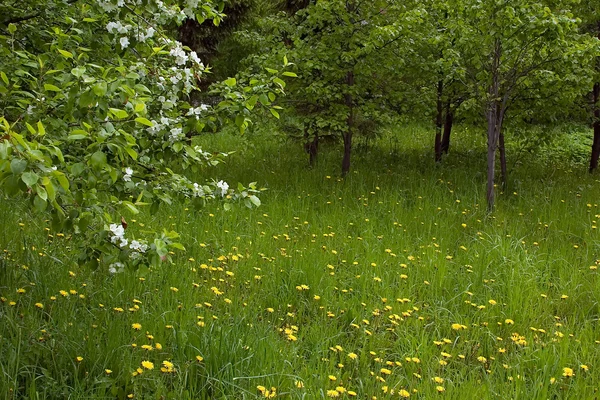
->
[2,124,600,399]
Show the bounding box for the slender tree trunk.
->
[589,24,600,173]
[341,70,355,177]
[304,128,319,167]
[499,131,507,189]
[441,103,453,154]
[486,39,502,211]
[590,82,600,172]
[434,80,444,162]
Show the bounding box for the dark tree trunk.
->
[590,82,600,172]
[441,104,453,154]
[434,80,444,162]
[341,70,355,177]
[499,131,507,189]
[304,128,319,167]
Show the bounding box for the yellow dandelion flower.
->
[436,386,445,393]
[562,367,574,377]
[399,389,411,398]
[141,360,154,370]
[132,323,141,330]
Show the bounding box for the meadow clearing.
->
[2,124,600,399]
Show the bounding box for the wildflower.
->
[436,386,445,393]
[562,367,574,377]
[76,356,83,362]
[326,390,340,398]
[348,352,358,360]
[161,360,175,373]
[581,365,589,371]
[380,368,392,375]
[328,375,337,381]
[399,389,410,398]
[196,355,204,362]
[141,360,154,370]
[35,303,43,309]
[17,288,26,294]
[105,369,112,374]
[132,323,141,330]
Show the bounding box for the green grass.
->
[2,123,600,399]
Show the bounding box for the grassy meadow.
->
[2,123,600,399]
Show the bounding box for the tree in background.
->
[451,0,597,210]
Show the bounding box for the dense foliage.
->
[0,0,292,270]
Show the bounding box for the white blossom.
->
[216,180,229,196]
[120,36,130,48]
[108,262,124,274]
[123,167,133,182]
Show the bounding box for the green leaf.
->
[154,239,168,257]
[25,122,36,135]
[43,179,56,201]
[124,147,138,160]
[44,84,61,92]
[109,108,128,119]
[270,108,280,119]
[58,49,73,59]
[134,117,153,127]
[224,77,237,87]
[273,77,286,89]
[55,172,69,190]
[122,201,139,214]
[33,194,47,212]
[248,195,261,207]
[37,121,45,136]
[170,242,186,251]
[36,185,47,201]
[89,151,107,168]
[282,71,298,77]
[21,171,39,187]
[10,159,27,174]
[7,24,16,34]
[246,95,258,110]
[92,82,107,96]
[0,72,8,85]
[134,103,145,112]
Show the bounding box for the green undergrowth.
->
[1,123,600,399]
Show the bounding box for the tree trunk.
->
[589,24,600,173]
[590,82,600,172]
[441,103,453,154]
[304,127,319,167]
[341,70,355,177]
[434,80,444,162]
[486,39,502,211]
[499,131,507,189]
